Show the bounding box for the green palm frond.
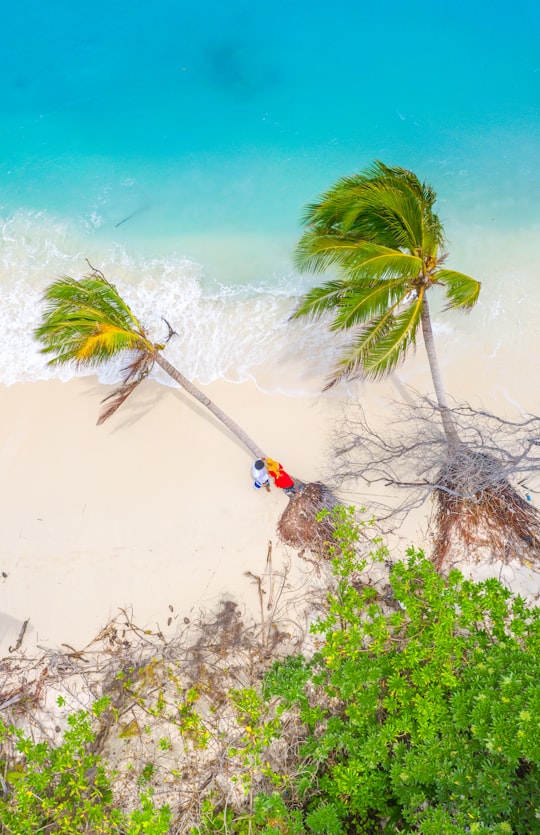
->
[330,278,408,330]
[324,296,404,387]
[34,274,154,367]
[436,269,481,311]
[345,251,422,283]
[293,232,371,274]
[361,291,424,379]
[298,161,444,256]
[294,234,423,282]
[290,279,348,319]
[327,291,424,386]
[291,257,418,327]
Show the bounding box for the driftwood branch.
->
[9,619,29,654]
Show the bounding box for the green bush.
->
[262,507,540,833]
[5,507,540,834]
[0,697,171,834]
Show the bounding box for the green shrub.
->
[263,507,540,833]
[0,697,171,834]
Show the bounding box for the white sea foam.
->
[0,210,343,392]
[1,210,538,401]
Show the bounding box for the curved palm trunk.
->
[153,353,266,460]
[420,298,460,446]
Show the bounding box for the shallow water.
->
[1,0,539,392]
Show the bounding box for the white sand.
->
[1,329,540,657]
[0,375,346,655]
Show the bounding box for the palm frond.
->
[345,251,422,283]
[298,161,445,255]
[361,291,424,379]
[293,232,370,274]
[97,379,143,425]
[290,279,348,319]
[437,269,481,311]
[294,232,423,282]
[41,275,144,330]
[97,351,156,424]
[330,277,408,330]
[325,292,424,387]
[323,298,403,387]
[34,274,154,367]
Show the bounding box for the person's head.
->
[265,458,279,471]
[254,459,265,470]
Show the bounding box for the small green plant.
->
[0,697,171,834]
[193,791,305,835]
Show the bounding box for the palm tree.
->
[34,267,266,459]
[292,163,540,568]
[292,161,481,444]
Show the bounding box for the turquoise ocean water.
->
[1,0,539,391]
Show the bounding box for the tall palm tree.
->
[34,268,266,459]
[292,161,481,444]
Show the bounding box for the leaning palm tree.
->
[34,267,265,459]
[292,161,480,445]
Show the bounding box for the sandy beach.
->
[1,319,539,660]
[0,374,347,656]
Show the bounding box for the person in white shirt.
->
[251,458,270,491]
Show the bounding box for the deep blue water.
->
[1,0,539,386]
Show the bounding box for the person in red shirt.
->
[265,458,297,496]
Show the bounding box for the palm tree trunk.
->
[153,353,266,460]
[420,298,460,446]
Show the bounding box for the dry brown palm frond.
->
[97,379,144,425]
[97,352,155,425]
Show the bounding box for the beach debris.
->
[266,540,274,610]
[330,396,540,569]
[113,202,149,229]
[8,618,29,654]
[431,450,540,570]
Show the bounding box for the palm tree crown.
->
[34,268,265,459]
[35,273,155,367]
[293,161,481,392]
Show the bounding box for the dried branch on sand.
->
[0,548,332,828]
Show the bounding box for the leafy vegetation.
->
[196,508,540,834]
[0,697,170,834]
[3,509,540,832]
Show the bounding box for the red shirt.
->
[267,463,294,489]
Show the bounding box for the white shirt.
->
[251,460,269,485]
